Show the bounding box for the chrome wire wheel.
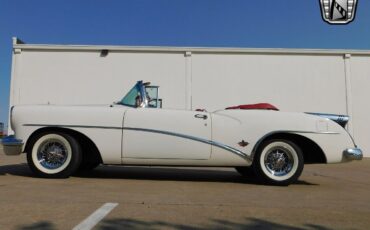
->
[255,139,304,185]
[37,140,69,170]
[264,147,294,177]
[31,134,73,174]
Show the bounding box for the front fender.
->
[10,105,127,164]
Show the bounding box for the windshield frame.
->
[119,81,149,108]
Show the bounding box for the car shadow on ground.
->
[15,218,332,230]
[0,163,317,186]
[0,163,33,177]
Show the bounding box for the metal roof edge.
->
[11,40,370,55]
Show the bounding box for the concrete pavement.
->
[0,153,369,230]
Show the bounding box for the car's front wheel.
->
[253,139,304,186]
[27,132,82,178]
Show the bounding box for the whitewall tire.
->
[253,139,304,186]
[27,132,82,178]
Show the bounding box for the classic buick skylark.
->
[0,81,363,185]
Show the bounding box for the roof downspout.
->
[185,51,192,110]
[344,53,354,137]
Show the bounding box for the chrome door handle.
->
[194,114,208,119]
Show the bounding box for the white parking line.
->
[72,202,118,230]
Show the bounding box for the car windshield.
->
[119,84,141,107]
[118,81,161,108]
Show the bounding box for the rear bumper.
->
[0,136,24,156]
[343,148,363,161]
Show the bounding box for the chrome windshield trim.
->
[23,124,122,130]
[123,127,251,160]
[137,81,149,108]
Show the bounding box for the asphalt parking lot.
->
[0,153,369,230]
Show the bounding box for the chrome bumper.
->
[0,136,24,156]
[343,148,363,161]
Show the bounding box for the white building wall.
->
[191,53,347,113]
[9,41,370,157]
[14,50,187,109]
[350,55,370,157]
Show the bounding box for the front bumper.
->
[343,148,363,161]
[0,136,24,156]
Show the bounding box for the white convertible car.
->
[0,81,363,185]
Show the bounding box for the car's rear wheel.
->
[27,132,82,178]
[253,139,304,186]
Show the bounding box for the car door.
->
[122,108,211,160]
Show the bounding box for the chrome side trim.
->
[306,112,349,128]
[285,130,339,135]
[23,124,122,130]
[341,127,357,147]
[123,127,251,160]
[22,124,251,161]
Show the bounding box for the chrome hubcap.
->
[37,140,68,169]
[264,148,294,176]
